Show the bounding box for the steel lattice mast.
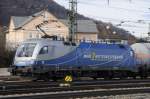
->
[68,0,77,42]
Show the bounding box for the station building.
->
[6,10,98,50]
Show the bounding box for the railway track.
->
[0,79,150,98]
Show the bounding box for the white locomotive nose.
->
[14,59,35,67]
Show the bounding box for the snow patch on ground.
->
[0,68,10,76]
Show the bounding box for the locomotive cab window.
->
[17,43,36,57]
[39,46,48,54]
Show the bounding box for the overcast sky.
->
[54,0,150,38]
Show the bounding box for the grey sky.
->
[54,0,150,38]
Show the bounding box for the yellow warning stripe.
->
[65,75,72,82]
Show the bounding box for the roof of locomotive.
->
[23,38,60,43]
[22,38,78,47]
[22,38,130,46]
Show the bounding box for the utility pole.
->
[68,0,77,42]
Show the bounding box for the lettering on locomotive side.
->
[83,52,124,61]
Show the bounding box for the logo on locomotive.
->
[83,52,123,61]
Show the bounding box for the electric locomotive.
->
[9,37,139,81]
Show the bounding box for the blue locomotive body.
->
[35,42,136,71]
[11,38,139,80]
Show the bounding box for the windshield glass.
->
[16,43,36,57]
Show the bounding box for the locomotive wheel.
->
[43,77,49,82]
[92,77,98,80]
[31,73,40,82]
[138,66,148,79]
[52,76,58,82]
[104,71,113,80]
[32,78,38,82]
[132,75,137,79]
[42,72,50,81]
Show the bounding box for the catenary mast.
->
[68,0,77,42]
